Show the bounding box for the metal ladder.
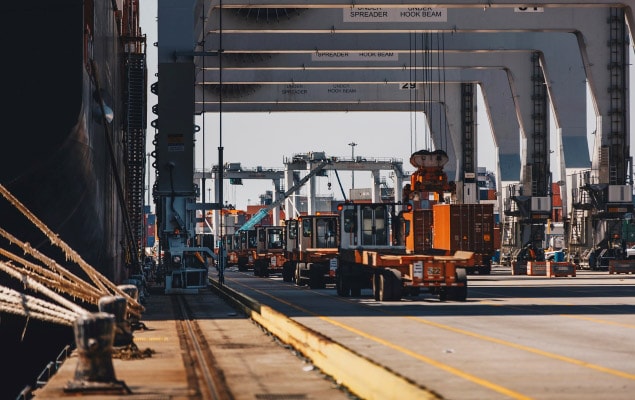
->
[125,52,147,258]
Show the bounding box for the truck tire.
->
[254,260,268,277]
[478,261,492,275]
[478,265,492,275]
[384,268,403,301]
[378,272,392,301]
[377,269,402,301]
[336,270,351,297]
[237,257,248,271]
[309,265,325,289]
[253,261,261,277]
[295,263,305,286]
[372,273,381,301]
[447,267,468,301]
[351,282,362,297]
[388,269,403,301]
[282,261,294,282]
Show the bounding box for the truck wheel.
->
[351,282,362,297]
[309,266,325,289]
[294,264,301,286]
[448,268,468,301]
[389,269,403,300]
[378,269,403,301]
[295,263,304,286]
[479,263,492,275]
[372,273,381,301]
[378,271,393,301]
[282,262,294,282]
[336,271,350,297]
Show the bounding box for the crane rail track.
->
[171,295,233,400]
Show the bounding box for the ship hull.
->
[0,1,133,395]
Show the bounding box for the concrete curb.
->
[209,279,440,400]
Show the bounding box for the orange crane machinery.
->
[404,149,494,275]
[405,149,456,205]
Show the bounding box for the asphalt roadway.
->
[214,265,635,400]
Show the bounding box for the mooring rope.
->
[0,230,108,303]
[0,247,102,304]
[0,285,79,325]
[0,261,89,316]
[0,183,144,325]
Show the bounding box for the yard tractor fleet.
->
[244,149,498,302]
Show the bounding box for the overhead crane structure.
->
[193,3,632,255]
[282,152,409,218]
[193,153,409,240]
[153,1,634,293]
[199,43,585,206]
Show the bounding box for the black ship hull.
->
[0,1,144,396]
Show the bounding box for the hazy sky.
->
[141,3,633,212]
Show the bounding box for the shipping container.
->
[406,209,434,253]
[493,225,501,249]
[432,204,495,273]
[349,188,373,201]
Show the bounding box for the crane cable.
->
[440,32,448,153]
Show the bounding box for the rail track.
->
[171,294,233,400]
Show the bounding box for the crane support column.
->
[156,0,213,293]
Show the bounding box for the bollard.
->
[118,283,139,302]
[123,277,146,304]
[98,296,133,347]
[118,284,145,331]
[64,312,130,393]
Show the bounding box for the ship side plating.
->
[0,1,146,396]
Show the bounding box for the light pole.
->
[348,142,357,189]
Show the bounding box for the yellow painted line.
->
[322,314,532,400]
[228,274,635,391]
[480,296,635,329]
[559,314,635,328]
[227,278,532,400]
[406,314,635,380]
[134,336,170,342]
